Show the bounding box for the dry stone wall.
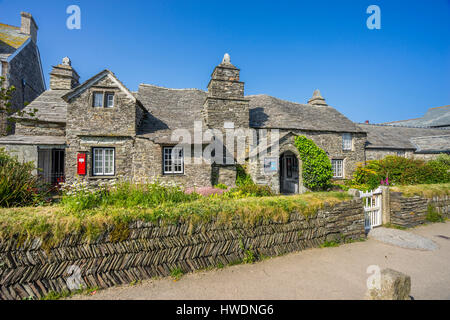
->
[389,192,450,228]
[0,200,364,300]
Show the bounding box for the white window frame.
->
[92,148,115,176]
[342,133,352,151]
[105,93,114,108]
[163,146,184,174]
[332,159,343,178]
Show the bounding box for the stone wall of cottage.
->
[389,192,450,228]
[14,121,65,137]
[248,130,366,193]
[0,41,45,135]
[65,75,139,183]
[132,138,212,187]
[65,136,134,184]
[365,149,443,161]
[66,76,137,137]
[0,199,365,300]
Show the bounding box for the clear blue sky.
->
[1,0,449,123]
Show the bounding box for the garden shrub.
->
[224,184,274,198]
[294,136,333,191]
[214,183,228,190]
[352,155,450,190]
[0,148,43,207]
[236,164,254,186]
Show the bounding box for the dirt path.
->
[71,221,450,300]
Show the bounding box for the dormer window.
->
[93,92,114,108]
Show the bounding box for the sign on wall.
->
[264,157,278,173]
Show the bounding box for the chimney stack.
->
[49,57,80,90]
[20,12,38,43]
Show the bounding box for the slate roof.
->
[136,85,362,144]
[0,135,66,145]
[358,123,450,151]
[410,135,450,153]
[248,94,363,133]
[136,84,209,143]
[383,105,450,128]
[11,90,69,123]
[0,23,29,60]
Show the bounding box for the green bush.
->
[214,183,228,190]
[435,154,450,167]
[0,148,42,207]
[236,164,254,186]
[352,155,450,190]
[426,204,445,223]
[224,184,274,198]
[294,136,333,191]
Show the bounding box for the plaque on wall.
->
[264,157,278,173]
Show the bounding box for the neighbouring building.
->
[358,123,450,161]
[0,12,45,135]
[0,54,370,192]
[382,105,450,129]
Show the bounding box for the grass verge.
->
[0,191,352,248]
[390,183,450,198]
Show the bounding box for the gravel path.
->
[368,227,439,251]
[70,221,450,300]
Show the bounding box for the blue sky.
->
[1,0,449,123]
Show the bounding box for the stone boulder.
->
[365,268,412,300]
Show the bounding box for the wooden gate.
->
[360,187,382,230]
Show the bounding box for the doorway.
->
[37,147,65,184]
[279,151,299,194]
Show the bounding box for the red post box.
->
[77,153,86,175]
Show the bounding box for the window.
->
[342,133,352,151]
[106,93,114,108]
[93,92,103,107]
[92,92,114,108]
[163,147,184,174]
[92,148,114,176]
[332,159,343,178]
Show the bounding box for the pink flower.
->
[185,186,226,196]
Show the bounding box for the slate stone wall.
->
[389,192,450,228]
[0,200,365,300]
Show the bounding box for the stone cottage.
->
[359,123,450,160]
[0,12,45,135]
[0,54,368,192]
